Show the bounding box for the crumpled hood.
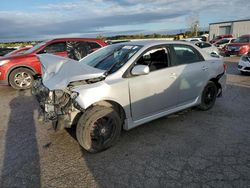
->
[38,54,105,90]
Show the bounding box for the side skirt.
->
[123,96,200,130]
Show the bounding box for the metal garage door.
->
[219,26,231,35]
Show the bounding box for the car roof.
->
[42,37,104,43]
[52,37,102,40]
[114,40,194,48]
[239,35,250,37]
[218,34,233,36]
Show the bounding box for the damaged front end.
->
[32,77,82,130]
[32,54,106,130]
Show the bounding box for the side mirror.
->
[210,52,220,58]
[131,65,149,76]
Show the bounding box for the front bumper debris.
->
[32,78,80,130]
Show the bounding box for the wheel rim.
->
[90,116,116,147]
[14,72,32,88]
[204,85,216,105]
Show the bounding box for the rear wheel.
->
[198,81,217,111]
[76,106,122,153]
[9,68,34,89]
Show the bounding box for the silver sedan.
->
[33,40,227,153]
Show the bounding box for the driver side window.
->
[136,47,169,72]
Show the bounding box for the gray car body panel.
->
[39,40,226,130]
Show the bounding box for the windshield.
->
[233,36,250,43]
[79,44,142,73]
[24,41,48,54]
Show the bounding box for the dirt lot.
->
[0,57,250,188]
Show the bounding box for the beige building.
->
[209,19,250,40]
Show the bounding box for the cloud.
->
[0,0,249,42]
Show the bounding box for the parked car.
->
[210,34,233,44]
[191,41,219,55]
[214,38,235,49]
[0,38,107,89]
[4,46,31,57]
[183,37,203,42]
[238,52,250,74]
[32,40,226,153]
[0,48,16,56]
[224,35,250,56]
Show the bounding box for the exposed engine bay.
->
[32,77,81,130]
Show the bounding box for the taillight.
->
[240,45,249,51]
[223,63,227,71]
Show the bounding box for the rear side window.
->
[42,42,66,53]
[195,42,211,48]
[202,42,211,48]
[88,42,101,49]
[67,41,92,60]
[171,44,203,66]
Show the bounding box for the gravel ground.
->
[0,57,250,188]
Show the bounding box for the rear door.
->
[170,44,209,106]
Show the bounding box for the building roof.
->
[209,19,250,25]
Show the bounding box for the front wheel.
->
[76,106,122,153]
[198,81,217,111]
[9,68,34,89]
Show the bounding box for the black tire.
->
[198,81,218,111]
[76,106,122,153]
[9,68,34,89]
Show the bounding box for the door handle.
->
[202,66,208,71]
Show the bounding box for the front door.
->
[128,46,181,121]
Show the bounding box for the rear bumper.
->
[218,72,227,96]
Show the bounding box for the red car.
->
[224,35,250,56]
[0,38,107,89]
[210,34,233,44]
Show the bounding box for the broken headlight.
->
[70,91,79,99]
[54,90,70,106]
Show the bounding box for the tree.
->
[186,14,199,37]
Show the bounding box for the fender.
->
[7,64,38,81]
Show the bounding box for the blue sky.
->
[0,0,249,42]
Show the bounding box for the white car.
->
[238,54,250,74]
[191,41,219,55]
[183,37,203,42]
[214,38,235,50]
